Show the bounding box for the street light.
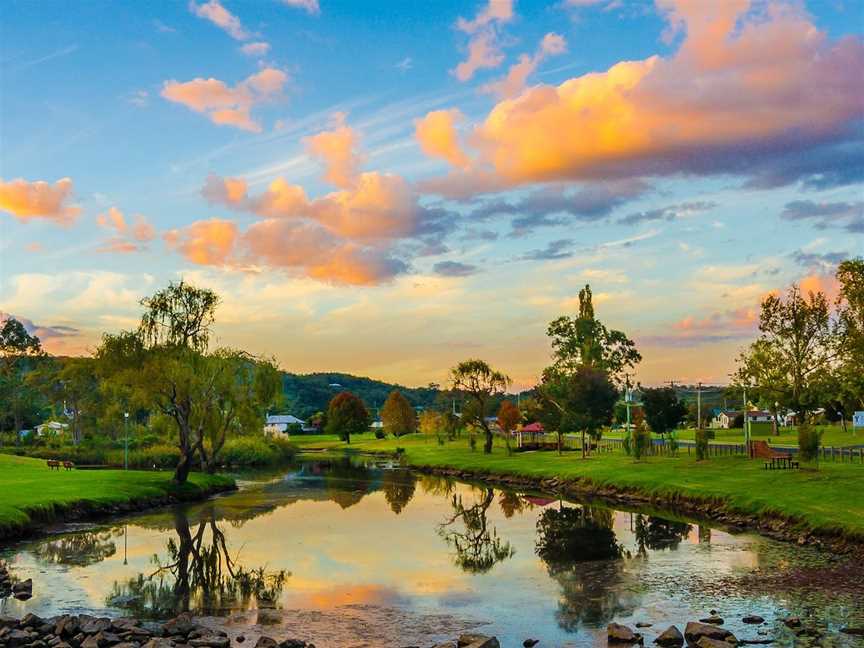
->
[124,412,130,470]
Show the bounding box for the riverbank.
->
[0,454,235,542]
[291,433,864,552]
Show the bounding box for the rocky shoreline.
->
[0,481,236,544]
[411,464,864,556]
[0,613,504,648]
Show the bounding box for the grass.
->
[0,454,233,539]
[291,432,864,539]
[605,424,860,447]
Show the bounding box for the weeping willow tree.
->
[437,487,514,573]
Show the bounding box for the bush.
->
[798,423,822,463]
[667,432,679,455]
[219,435,296,466]
[622,432,632,456]
[374,429,386,439]
[695,428,709,461]
[632,428,651,460]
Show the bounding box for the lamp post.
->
[124,412,130,470]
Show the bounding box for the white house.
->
[745,410,774,423]
[711,410,741,429]
[264,414,308,435]
[35,421,69,436]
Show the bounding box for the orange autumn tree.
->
[497,400,521,436]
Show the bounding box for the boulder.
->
[190,636,231,648]
[12,578,32,600]
[278,641,309,648]
[142,640,177,648]
[256,609,282,626]
[654,626,684,647]
[81,618,112,635]
[55,615,81,638]
[683,622,735,646]
[608,623,642,644]
[699,617,724,626]
[781,618,801,629]
[741,616,764,625]
[255,637,278,648]
[841,627,864,636]
[457,634,500,648]
[5,628,34,647]
[523,639,539,647]
[695,639,735,648]
[162,614,197,638]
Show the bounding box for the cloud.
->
[423,0,864,193]
[640,306,759,348]
[161,67,287,132]
[0,177,80,225]
[779,200,863,233]
[414,109,471,169]
[790,249,849,271]
[240,41,270,56]
[0,311,80,340]
[618,200,716,226]
[281,0,320,15]
[304,113,362,189]
[96,207,155,253]
[433,261,478,277]
[165,217,407,285]
[395,57,413,72]
[452,0,514,82]
[519,238,573,261]
[127,90,149,107]
[482,32,567,99]
[189,0,249,40]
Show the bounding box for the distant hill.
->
[277,372,440,419]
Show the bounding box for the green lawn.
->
[0,454,233,539]
[291,432,864,538]
[603,424,860,447]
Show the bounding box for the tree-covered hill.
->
[277,372,440,419]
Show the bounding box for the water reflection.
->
[633,515,692,553]
[438,487,515,573]
[33,529,120,567]
[107,506,288,618]
[381,469,417,515]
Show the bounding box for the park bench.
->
[751,440,799,470]
[46,460,60,470]
[63,461,75,470]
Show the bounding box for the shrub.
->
[695,428,709,461]
[374,429,386,439]
[632,427,651,460]
[798,423,822,463]
[667,432,679,455]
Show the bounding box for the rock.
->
[278,641,308,648]
[6,628,34,647]
[794,628,820,638]
[142,640,177,648]
[255,637,278,648]
[256,609,282,625]
[654,626,684,647]
[430,643,457,648]
[81,618,112,635]
[12,578,33,600]
[237,636,246,643]
[523,639,539,647]
[840,627,864,636]
[190,637,230,648]
[781,618,801,629]
[608,623,642,644]
[55,615,81,638]
[694,639,735,648]
[636,623,653,629]
[684,622,736,646]
[457,635,500,648]
[741,616,764,625]
[699,617,724,626]
[163,614,197,638]
[20,612,44,627]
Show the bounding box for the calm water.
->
[1,457,861,647]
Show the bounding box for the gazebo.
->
[517,422,544,448]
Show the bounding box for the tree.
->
[833,258,864,422]
[33,357,99,445]
[0,317,46,434]
[642,387,687,438]
[325,391,370,443]
[546,285,641,387]
[437,488,514,573]
[138,280,220,352]
[539,366,617,457]
[497,400,520,437]
[380,390,416,437]
[736,283,834,420]
[382,469,417,514]
[449,359,510,454]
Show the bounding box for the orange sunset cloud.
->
[0,177,80,225]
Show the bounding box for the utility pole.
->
[742,385,750,455]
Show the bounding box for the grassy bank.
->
[0,454,234,541]
[292,433,864,540]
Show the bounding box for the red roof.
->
[521,422,544,433]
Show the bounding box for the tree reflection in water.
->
[381,469,416,515]
[498,490,530,519]
[33,529,120,567]
[108,506,288,619]
[633,515,692,554]
[438,488,514,573]
[323,458,374,509]
[535,505,638,631]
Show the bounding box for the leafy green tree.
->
[380,390,416,437]
[546,285,641,387]
[449,359,510,454]
[642,387,687,439]
[138,280,219,352]
[0,317,46,434]
[832,258,864,423]
[539,367,617,457]
[325,391,370,443]
[736,283,834,420]
[32,357,99,445]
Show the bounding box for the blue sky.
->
[1,0,862,388]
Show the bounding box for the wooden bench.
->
[750,440,799,470]
[46,460,60,470]
[63,461,75,470]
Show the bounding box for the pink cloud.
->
[452,0,514,82]
[482,32,567,99]
[189,0,249,40]
[96,207,155,253]
[280,0,319,15]
[0,177,80,225]
[240,41,270,56]
[161,67,287,132]
[303,113,363,189]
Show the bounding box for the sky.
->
[1,0,862,390]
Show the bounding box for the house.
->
[745,410,774,423]
[264,414,310,435]
[711,410,741,429]
[35,421,70,437]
